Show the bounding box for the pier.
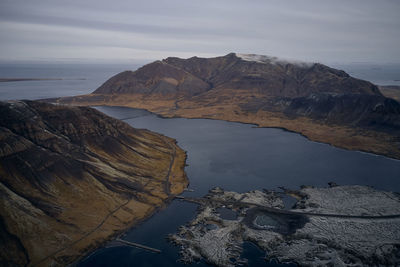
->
[115,238,161,253]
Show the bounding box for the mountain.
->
[0,100,188,266]
[47,53,400,159]
[95,53,380,98]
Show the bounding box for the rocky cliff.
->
[0,100,188,266]
[48,53,400,159]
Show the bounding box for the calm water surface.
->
[78,106,400,267]
[0,62,140,100]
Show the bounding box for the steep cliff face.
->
[0,100,188,266]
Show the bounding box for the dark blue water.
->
[75,106,400,267]
[82,201,205,267]
[1,62,399,266]
[95,106,400,195]
[0,62,140,100]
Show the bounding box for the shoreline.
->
[74,192,188,266]
[89,103,400,162]
[0,100,191,266]
[40,92,400,160]
[29,129,189,266]
[170,185,400,266]
[68,140,189,267]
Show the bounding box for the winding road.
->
[178,196,400,220]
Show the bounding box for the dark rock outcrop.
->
[284,93,400,131]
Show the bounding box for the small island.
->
[170,185,400,266]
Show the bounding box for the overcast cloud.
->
[0,0,399,64]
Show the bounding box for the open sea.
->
[0,61,140,100]
[1,61,399,267]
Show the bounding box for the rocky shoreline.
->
[169,185,400,266]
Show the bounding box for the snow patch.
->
[236,53,314,68]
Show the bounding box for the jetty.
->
[115,238,161,253]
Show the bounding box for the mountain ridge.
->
[94,53,381,98]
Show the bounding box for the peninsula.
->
[0,100,188,266]
[46,53,400,159]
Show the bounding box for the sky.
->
[0,0,399,64]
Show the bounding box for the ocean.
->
[0,61,141,100]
